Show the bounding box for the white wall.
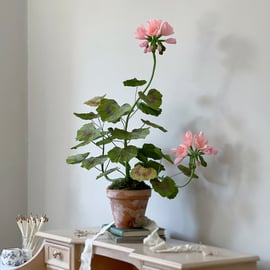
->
[27,1,270,269]
[0,0,28,250]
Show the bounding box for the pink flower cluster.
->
[135,19,176,54]
[172,131,217,165]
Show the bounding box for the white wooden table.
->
[38,229,259,270]
[1,229,259,270]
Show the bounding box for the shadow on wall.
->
[176,12,259,247]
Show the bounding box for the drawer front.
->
[143,265,173,270]
[45,242,71,269]
[46,266,65,270]
[143,266,162,270]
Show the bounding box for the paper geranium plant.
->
[66,19,217,199]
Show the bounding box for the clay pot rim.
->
[106,188,151,199]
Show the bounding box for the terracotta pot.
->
[106,189,151,229]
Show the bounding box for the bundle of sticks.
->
[16,214,48,255]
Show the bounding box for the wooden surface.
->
[36,228,100,244]
[92,237,259,270]
[35,229,259,270]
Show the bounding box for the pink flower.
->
[194,131,217,155]
[139,41,148,48]
[171,144,189,164]
[146,19,162,36]
[160,22,174,36]
[182,130,193,148]
[203,146,218,155]
[171,131,217,184]
[194,131,208,151]
[135,19,176,54]
[135,25,147,40]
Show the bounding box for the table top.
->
[36,228,259,269]
[36,227,100,244]
[93,237,259,269]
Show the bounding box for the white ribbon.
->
[79,222,114,270]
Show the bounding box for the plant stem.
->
[142,52,157,94]
[124,52,157,180]
[178,169,195,188]
[178,155,197,188]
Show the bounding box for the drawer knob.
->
[52,250,62,259]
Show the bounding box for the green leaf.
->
[109,127,150,140]
[123,78,147,87]
[141,143,163,160]
[76,123,102,142]
[138,89,162,109]
[199,155,207,167]
[136,151,148,163]
[162,153,174,164]
[137,102,162,116]
[96,135,113,146]
[177,164,199,178]
[84,95,106,106]
[71,141,90,150]
[144,160,165,174]
[108,146,138,163]
[97,99,131,123]
[81,155,108,170]
[96,168,120,179]
[141,119,167,132]
[128,128,150,139]
[74,112,98,120]
[130,164,157,181]
[150,177,179,199]
[66,152,89,164]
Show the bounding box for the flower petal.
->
[194,131,208,150]
[135,25,147,40]
[165,38,176,44]
[160,21,174,36]
[139,41,148,48]
[146,19,162,36]
[171,144,188,164]
[203,146,218,155]
[182,130,193,147]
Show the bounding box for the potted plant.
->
[66,19,217,228]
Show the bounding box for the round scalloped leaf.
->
[66,152,89,164]
[81,155,108,170]
[76,123,102,142]
[123,78,147,87]
[130,164,157,181]
[138,89,162,109]
[84,95,106,106]
[150,177,179,199]
[97,99,131,123]
[109,127,150,140]
[137,102,162,116]
[74,112,98,120]
[108,146,138,163]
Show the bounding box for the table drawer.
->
[45,242,71,269]
[143,265,174,270]
[143,266,162,270]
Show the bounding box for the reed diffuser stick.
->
[16,214,48,255]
